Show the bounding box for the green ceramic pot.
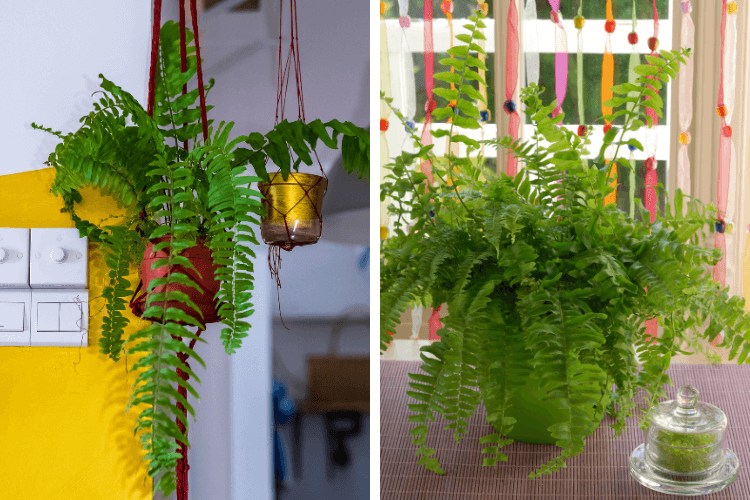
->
[486,371,610,444]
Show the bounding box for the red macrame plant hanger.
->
[141,1,210,498]
[265,0,328,327]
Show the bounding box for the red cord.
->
[174,329,203,500]
[275,0,306,124]
[269,1,329,326]
[179,0,189,151]
[144,3,208,498]
[147,0,163,117]
[190,0,209,141]
[291,0,305,121]
[275,0,284,124]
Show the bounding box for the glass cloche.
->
[630,385,739,495]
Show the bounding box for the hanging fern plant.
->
[33,20,368,496]
[381,8,750,480]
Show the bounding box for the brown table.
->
[291,356,369,482]
[381,361,750,499]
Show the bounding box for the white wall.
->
[1,1,152,176]
[275,241,369,318]
[196,0,370,173]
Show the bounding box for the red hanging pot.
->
[130,236,222,326]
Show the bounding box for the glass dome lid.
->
[629,385,740,496]
[651,385,726,435]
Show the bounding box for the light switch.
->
[30,228,88,288]
[0,290,31,346]
[60,303,82,332]
[31,290,88,347]
[0,228,30,288]
[0,302,25,331]
[37,303,60,331]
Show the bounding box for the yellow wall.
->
[0,168,151,499]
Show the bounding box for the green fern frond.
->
[406,341,450,475]
[234,118,370,183]
[125,152,207,496]
[201,122,264,354]
[520,291,608,476]
[99,225,140,361]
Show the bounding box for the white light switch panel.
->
[0,228,30,288]
[30,228,88,288]
[31,290,88,347]
[0,290,31,346]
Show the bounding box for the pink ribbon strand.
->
[420,0,435,185]
[505,0,520,176]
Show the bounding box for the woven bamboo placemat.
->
[381,361,750,499]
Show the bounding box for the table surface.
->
[381,361,750,499]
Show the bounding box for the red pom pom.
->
[605,20,616,33]
[723,125,732,137]
[425,99,438,113]
[604,123,612,134]
[577,125,587,137]
[380,119,389,132]
[648,37,659,51]
[645,157,656,171]
[440,0,453,14]
[628,32,639,45]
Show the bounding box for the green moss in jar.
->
[654,430,716,473]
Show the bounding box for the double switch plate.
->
[0,228,88,346]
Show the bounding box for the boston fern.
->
[381,10,750,480]
[33,21,368,495]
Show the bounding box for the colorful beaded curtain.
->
[548,0,568,120]
[602,0,617,207]
[677,0,694,198]
[713,0,739,346]
[640,0,661,343]
[504,0,520,176]
[380,1,393,235]
[626,0,640,218]
[420,0,436,186]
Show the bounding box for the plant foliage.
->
[380,9,750,479]
[33,21,369,495]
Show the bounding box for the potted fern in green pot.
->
[380,9,750,479]
[33,20,368,495]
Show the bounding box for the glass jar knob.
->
[676,385,699,416]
